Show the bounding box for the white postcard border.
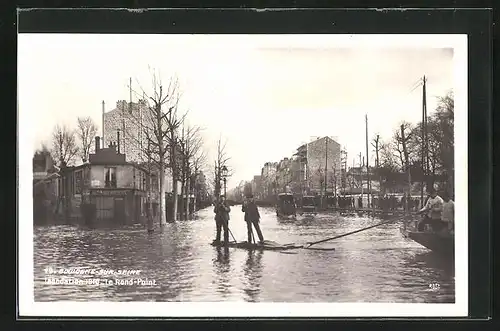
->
[18,34,468,317]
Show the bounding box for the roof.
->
[278,193,293,196]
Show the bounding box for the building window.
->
[105,167,117,188]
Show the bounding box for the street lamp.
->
[221,165,228,197]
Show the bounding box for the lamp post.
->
[221,165,228,198]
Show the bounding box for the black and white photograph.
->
[19,33,468,317]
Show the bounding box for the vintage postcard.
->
[18,33,467,317]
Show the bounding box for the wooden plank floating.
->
[210,240,335,251]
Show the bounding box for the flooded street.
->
[34,206,455,303]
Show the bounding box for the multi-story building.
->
[260,162,278,199]
[276,158,292,192]
[252,175,263,200]
[103,100,148,163]
[103,99,180,194]
[294,136,342,195]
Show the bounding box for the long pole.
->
[306,217,400,247]
[365,114,371,208]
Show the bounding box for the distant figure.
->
[358,195,363,209]
[417,186,445,232]
[441,191,455,233]
[242,195,264,244]
[213,195,231,245]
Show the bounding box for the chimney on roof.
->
[95,136,100,152]
[117,130,121,154]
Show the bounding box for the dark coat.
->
[214,203,230,223]
[242,201,260,222]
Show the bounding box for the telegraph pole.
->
[420,75,427,208]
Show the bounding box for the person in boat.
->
[242,194,264,244]
[417,186,445,232]
[441,191,455,233]
[213,195,231,245]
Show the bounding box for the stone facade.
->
[103,100,149,163]
[103,100,181,193]
[305,136,341,194]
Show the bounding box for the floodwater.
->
[33,206,455,302]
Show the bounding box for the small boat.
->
[211,240,303,251]
[401,222,454,257]
[275,193,297,219]
[299,195,317,217]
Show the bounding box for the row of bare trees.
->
[124,70,211,225]
[48,116,99,167]
[370,91,455,195]
[40,70,212,227]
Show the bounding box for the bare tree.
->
[51,124,79,166]
[127,70,186,225]
[76,116,98,162]
[371,134,381,169]
[213,136,232,199]
[177,124,205,219]
[392,121,414,172]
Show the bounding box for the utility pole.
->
[420,75,427,208]
[365,114,371,208]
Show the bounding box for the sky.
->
[18,34,455,189]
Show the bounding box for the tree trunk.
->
[185,173,190,217]
[171,140,178,222]
[180,175,185,221]
[158,161,167,226]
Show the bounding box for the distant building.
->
[260,162,278,199]
[276,158,292,192]
[294,136,342,195]
[252,175,263,199]
[103,100,148,163]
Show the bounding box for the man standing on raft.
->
[242,194,264,244]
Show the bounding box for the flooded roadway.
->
[33,206,455,302]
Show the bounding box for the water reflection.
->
[242,250,263,302]
[212,246,231,299]
[34,206,455,302]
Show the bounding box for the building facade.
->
[103,100,148,163]
[103,99,180,194]
[302,136,342,195]
[260,162,278,200]
[58,136,159,225]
